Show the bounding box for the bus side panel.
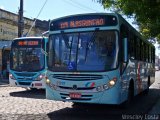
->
[120,59,155,104]
[119,61,132,104]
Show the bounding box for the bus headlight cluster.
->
[96,84,109,92]
[96,86,103,92]
[45,77,57,90]
[103,84,109,89]
[9,73,16,80]
[96,77,117,92]
[49,83,57,90]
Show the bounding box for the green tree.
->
[96,0,160,43]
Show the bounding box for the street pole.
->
[18,0,24,37]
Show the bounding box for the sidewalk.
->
[148,71,160,115]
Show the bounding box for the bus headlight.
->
[96,84,109,92]
[9,73,16,80]
[96,86,103,92]
[103,84,109,90]
[35,74,45,81]
[109,80,115,86]
[108,77,117,87]
[45,77,50,84]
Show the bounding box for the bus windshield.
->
[48,30,118,71]
[10,46,45,72]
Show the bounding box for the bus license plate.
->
[35,83,42,86]
[69,93,81,98]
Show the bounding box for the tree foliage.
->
[96,0,160,43]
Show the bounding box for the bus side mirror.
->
[123,38,128,62]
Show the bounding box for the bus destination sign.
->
[60,18,104,29]
[18,41,39,46]
[50,15,117,31]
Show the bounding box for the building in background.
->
[0,8,49,79]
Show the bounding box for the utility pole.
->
[18,0,24,37]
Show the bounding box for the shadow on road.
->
[9,89,46,99]
[47,88,160,120]
[48,104,123,120]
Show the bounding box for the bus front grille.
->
[59,86,95,90]
[15,73,36,77]
[52,74,103,81]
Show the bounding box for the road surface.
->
[0,71,160,120]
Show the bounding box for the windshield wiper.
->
[61,31,70,48]
[84,28,99,61]
[61,31,74,64]
[87,28,99,48]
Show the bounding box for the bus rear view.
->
[9,37,48,89]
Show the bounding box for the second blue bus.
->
[9,37,48,89]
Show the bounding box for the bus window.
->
[11,47,45,71]
[49,30,118,71]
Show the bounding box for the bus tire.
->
[121,81,134,108]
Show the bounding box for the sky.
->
[0,0,108,20]
[0,0,159,56]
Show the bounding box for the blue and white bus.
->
[9,37,48,89]
[46,13,155,105]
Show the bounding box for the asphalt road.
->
[0,71,160,120]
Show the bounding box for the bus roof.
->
[13,36,47,41]
[50,13,118,22]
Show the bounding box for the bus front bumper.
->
[46,85,122,105]
[9,78,45,89]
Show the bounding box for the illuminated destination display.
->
[18,41,39,46]
[12,39,41,47]
[60,19,105,29]
[28,41,39,45]
[50,14,117,31]
[18,41,27,46]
